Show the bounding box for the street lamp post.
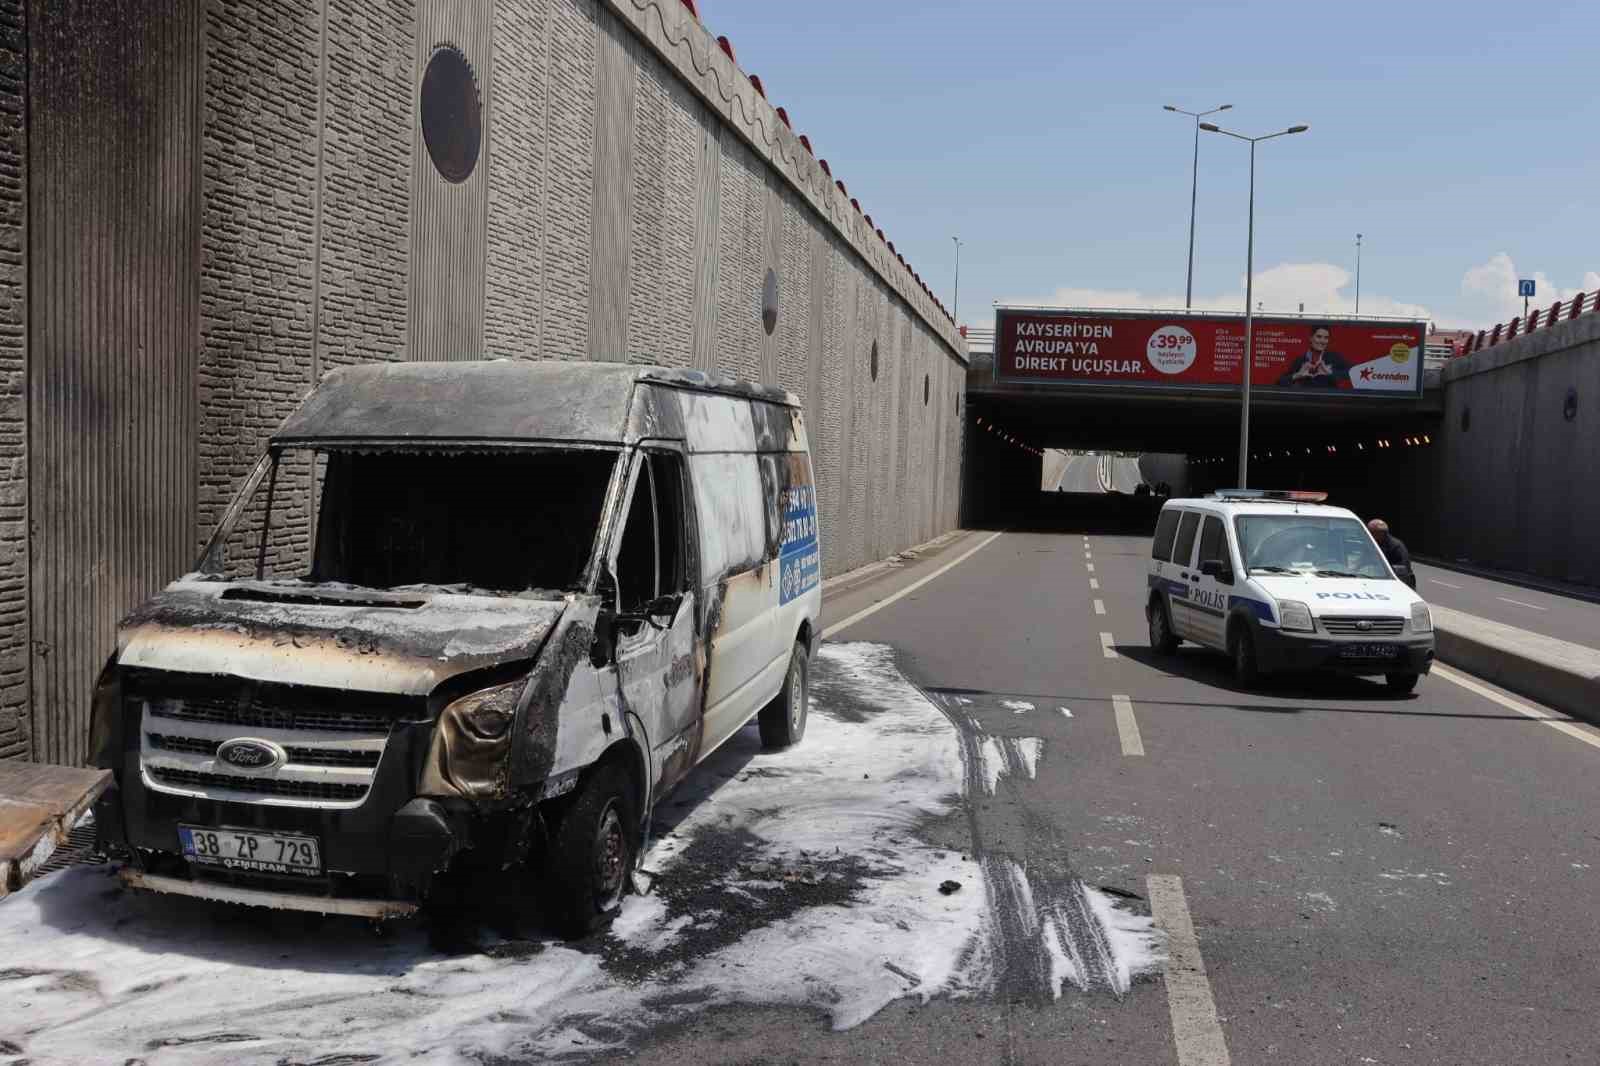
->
[1355,233,1363,315]
[1199,121,1310,490]
[951,237,962,325]
[1164,103,1232,309]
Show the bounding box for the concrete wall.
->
[1427,312,1600,586]
[5,0,966,763]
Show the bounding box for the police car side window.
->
[1198,516,1226,567]
[1151,509,1181,562]
[1172,511,1201,567]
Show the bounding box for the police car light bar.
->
[1211,489,1329,503]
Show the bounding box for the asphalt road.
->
[1052,454,1146,494]
[636,528,1600,1063]
[1413,561,1600,648]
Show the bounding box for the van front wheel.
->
[547,763,637,938]
[759,642,809,749]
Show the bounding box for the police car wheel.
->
[1230,627,1260,686]
[1148,597,1179,655]
[1384,672,1419,694]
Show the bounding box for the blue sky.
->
[698,0,1599,330]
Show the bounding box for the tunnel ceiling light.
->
[1424,434,1432,444]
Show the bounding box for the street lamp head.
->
[1198,122,1220,132]
[1219,104,1234,111]
[1163,104,1178,112]
[1286,124,1309,133]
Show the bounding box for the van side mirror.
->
[1200,559,1233,583]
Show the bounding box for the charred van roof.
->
[272,360,799,445]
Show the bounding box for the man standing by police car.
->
[1368,518,1416,589]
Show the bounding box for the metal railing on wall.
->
[1462,289,1600,356]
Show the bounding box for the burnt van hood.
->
[116,579,570,695]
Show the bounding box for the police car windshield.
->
[1235,515,1391,579]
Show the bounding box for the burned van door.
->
[688,448,776,757]
[608,448,703,800]
[759,448,821,654]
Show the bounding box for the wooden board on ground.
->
[0,762,111,900]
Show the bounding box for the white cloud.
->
[1458,253,1600,330]
[1010,262,1432,324]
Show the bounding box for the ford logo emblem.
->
[1356,620,1373,631]
[216,738,286,774]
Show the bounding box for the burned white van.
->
[88,360,823,932]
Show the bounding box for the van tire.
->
[546,763,637,938]
[1229,625,1260,686]
[759,641,809,749]
[1148,596,1179,655]
[1385,672,1420,694]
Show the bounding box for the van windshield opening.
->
[200,447,618,595]
[1234,514,1391,579]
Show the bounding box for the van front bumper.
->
[1249,621,1435,676]
[95,749,472,906]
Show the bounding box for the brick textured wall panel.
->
[0,0,23,760]
[541,0,596,361]
[318,0,412,370]
[198,0,322,560]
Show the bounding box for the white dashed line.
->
[1148,875,1231,1066]
[1089,578,1100,590]
[824,532,1004,638]
[1099,632,1116,659]
[1431,579,1463,590]
[1433,664,1600,753]
[1496,596,1548,611]
[1112,694,1144,756]
[1094,599,1107,615]
[1087,563,1095,573]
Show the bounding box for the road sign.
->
[1518,279,1536,298]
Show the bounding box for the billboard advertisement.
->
[994,309,1426,396]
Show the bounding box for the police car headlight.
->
[1410,602,1433,634]
[1277,599,1314,632]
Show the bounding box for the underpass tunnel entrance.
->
[962,389,1444,540]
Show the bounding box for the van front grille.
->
[129,670,407,809]
[1320,616,1406,635]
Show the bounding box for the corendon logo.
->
[1359,367,1411,382]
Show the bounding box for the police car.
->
[1145,490,1435,691]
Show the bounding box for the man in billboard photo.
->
[1278,324,1351,387]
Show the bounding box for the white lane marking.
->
[1496,596,1548,611]
[1093,599,1107,615]
[824,531,1004,638]
[1099,632,1117,659]
[1148,875,1231,1066]
[1433,664,1600,753]
[1431,579,1464,590]
[1087,563,1096,573]
[1059,706,1073,719]
[1112,694,1144,756]
[1090,578,1100,590]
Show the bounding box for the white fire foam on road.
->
[0,643,985,1064]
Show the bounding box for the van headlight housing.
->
[419,678,526,800]
[1277,599,1314,633]
[1410,602,1433,634]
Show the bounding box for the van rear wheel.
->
[759,641,809,749]
[1148,597,1179,655]
[546,763,637,938]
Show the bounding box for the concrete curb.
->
[820,529,972,600]
[1433,606,1600,726]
